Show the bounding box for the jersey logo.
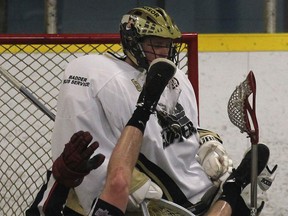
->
[93,208,113,216]
[63,75,90,87]
[169,77,179,89]
[157,103,197,148]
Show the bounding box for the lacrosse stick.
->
[0,66,55,121]
[227,71,259,216]
[140,199,195,216]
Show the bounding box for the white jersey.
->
[51,54,213,213]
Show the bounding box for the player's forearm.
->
[100,126,143,212]
[108,126,143,175]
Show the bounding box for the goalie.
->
[26,90,276,216]
[26,6,277,216]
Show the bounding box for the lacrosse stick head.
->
[227,71,259,144]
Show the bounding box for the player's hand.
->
[52,131,105,188]
[196,129,233,181]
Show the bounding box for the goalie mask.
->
[120,6,182,70]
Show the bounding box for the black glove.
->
[52,131,105,187]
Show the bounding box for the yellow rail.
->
[1,34,288,53]
[198,33,288,52]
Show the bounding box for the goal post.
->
[0,33,198,215]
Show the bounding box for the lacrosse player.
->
[26,6,276,216]
[49,6,216,214]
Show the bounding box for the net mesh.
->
[0,33,198,215]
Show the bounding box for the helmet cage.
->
[139,37,181,67]
[120,23,149,70]
[120,26,182,70]
[120,7,182,70]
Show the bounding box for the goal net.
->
[0,33,198,215]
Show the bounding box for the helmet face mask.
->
[120,6,182,70]
[140,36,180,67]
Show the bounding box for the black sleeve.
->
[92,198,125,216]
[43,181,70,216]
[25,170,70,216]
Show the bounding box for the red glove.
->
[52,131,105,188]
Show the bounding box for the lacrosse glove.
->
[52,131,105,188]
[196,128,233,182]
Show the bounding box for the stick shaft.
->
[0,66,55,121]
[20,87,55,121]
[250,144,258,215]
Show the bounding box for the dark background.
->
[0,0,287,34]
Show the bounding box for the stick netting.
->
[227,75,252,133]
